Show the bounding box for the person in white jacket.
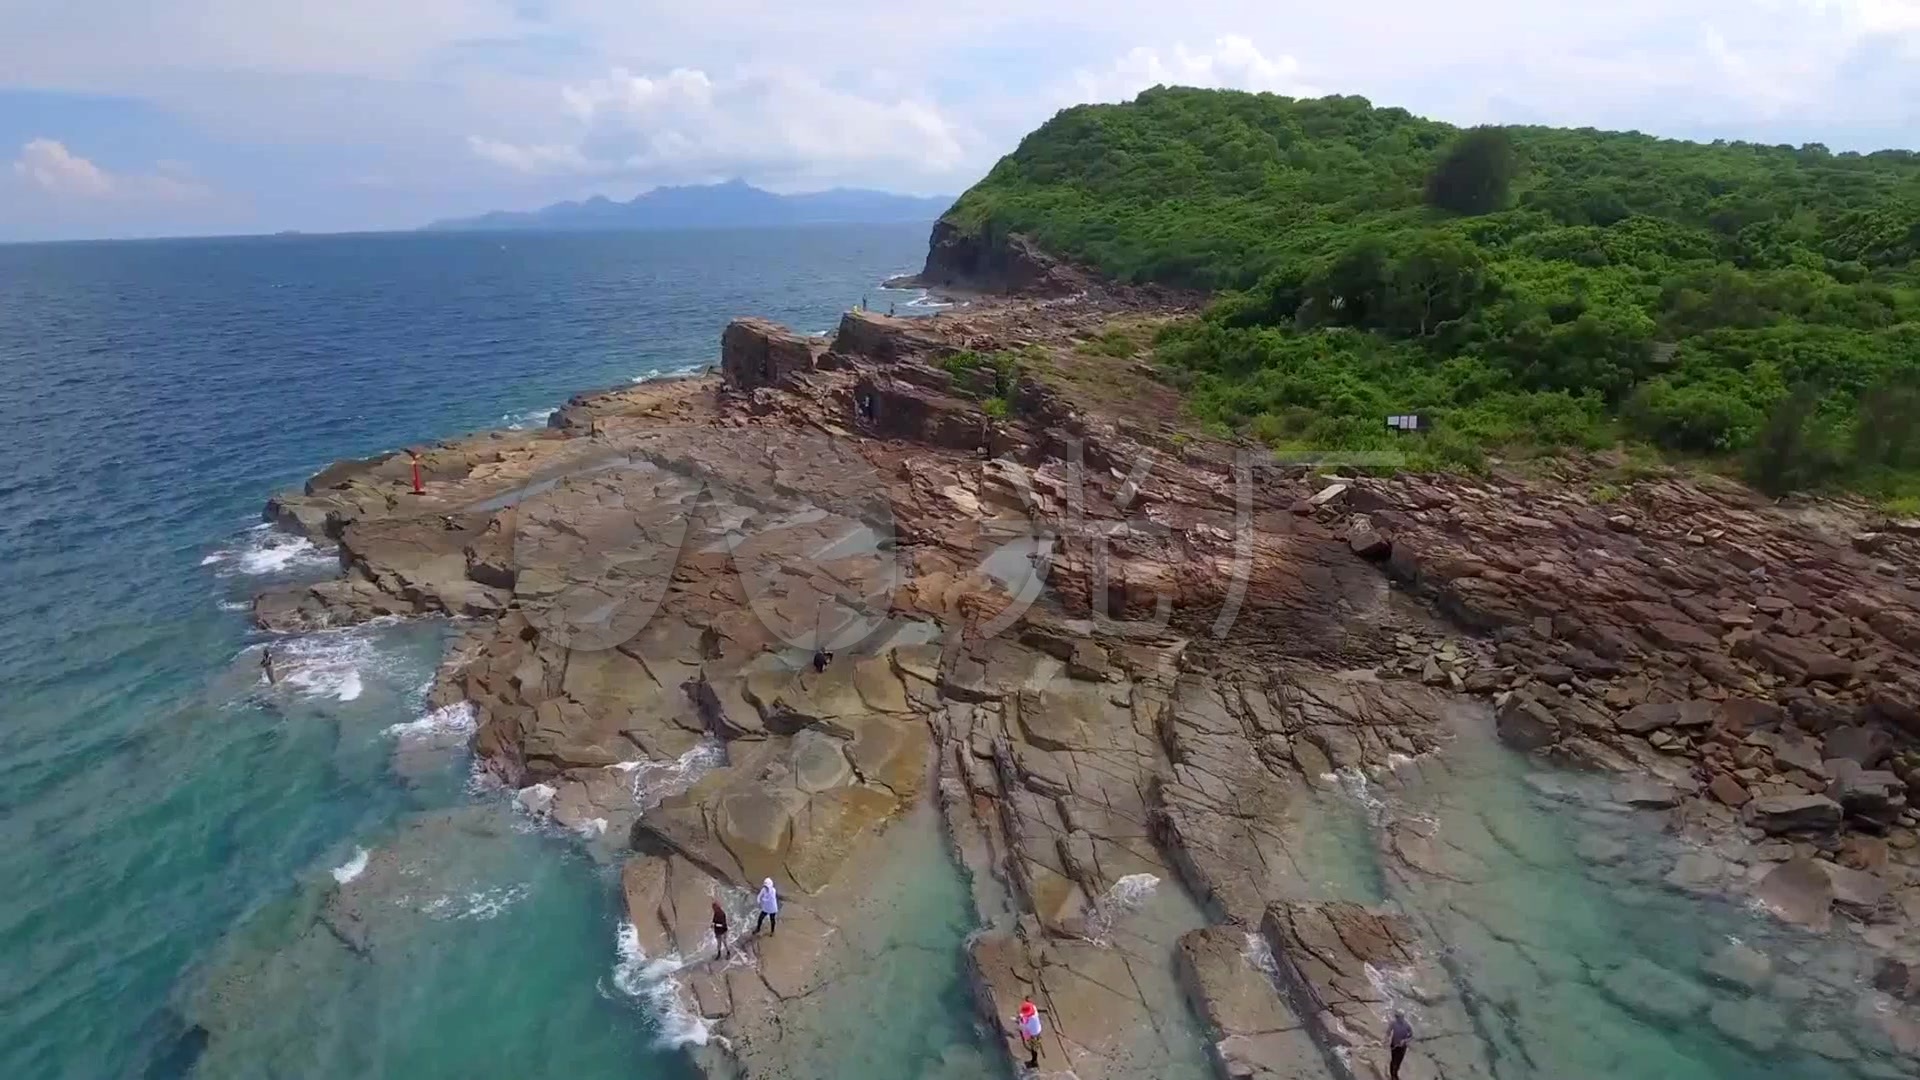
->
[1014,997,1043,1069]
[755,878,779,936]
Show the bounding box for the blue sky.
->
[1,0,1916,240]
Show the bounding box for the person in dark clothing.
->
[1388,1011,1413,1079]
[711,900,731,960]
[260,647,277,685]
[811,649,832,673]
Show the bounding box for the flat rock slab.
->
[1177,927,1336,1080]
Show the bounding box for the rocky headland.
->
[246,261,1920,1078]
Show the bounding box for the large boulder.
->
[721,317,819,391]
[1744,793,1842,835]
[1753,858,1836,931]
[1495,692,1560,751]
[1824,724,1894,768]
[1827,765,1907,827]
[1614,699,1716,735]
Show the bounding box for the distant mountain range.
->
[423,180,953,232]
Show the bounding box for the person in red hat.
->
[1014,996,1043,1069]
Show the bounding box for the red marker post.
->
[409,450,424,495]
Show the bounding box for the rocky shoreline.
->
[250,283,1920,1077]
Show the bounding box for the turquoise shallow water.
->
[0,226,936,1080]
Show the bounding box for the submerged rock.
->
[1597,957,1712,1024]
[1754,858,1837,931]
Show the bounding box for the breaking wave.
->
[610,920,713,1049]
[202,526,336,577]
[386,701,478,740]
[274,627,404,702]
[421,884,528,921]
[331,847,370,884]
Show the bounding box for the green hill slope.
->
[944,87,1920,498]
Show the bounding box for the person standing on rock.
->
[755,878,778,935]
[1388,1010,1413,1079]
[1014,997,1043,1069]
[711,899,731,960]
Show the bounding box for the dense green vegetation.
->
[944,88,1920,497]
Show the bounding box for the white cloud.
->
[13,139,114,197]
[466,64,970,191]
[10,138,209,201]
[1072,35,1319,104]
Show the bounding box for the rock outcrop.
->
[248,294,1920,1080]
[906,219,1082,297]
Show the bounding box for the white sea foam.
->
[386,701,479,740]
[903,289,952,310]
[623,740,726,810]
[610,920,712,1048]
[276,629,395,702]
[422,884,528,921]
[203,532,336,576]
[514,782,558,819]
[1241,931,1280,979]
[1080,872,1161,944]
[1331,765,1389,822]
[218,600,249,612]
[499,407,556,430]
[331,847,370,884]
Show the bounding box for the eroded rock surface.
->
[248,299,1920,1080]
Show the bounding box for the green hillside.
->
[946,87,1920,499]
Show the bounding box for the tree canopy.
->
[941,87,1920,501]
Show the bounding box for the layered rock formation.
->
[253,294,1920,1079]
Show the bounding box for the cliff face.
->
[912,219,1079,296]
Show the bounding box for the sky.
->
[0,0,1917,240]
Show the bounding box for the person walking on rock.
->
[1014,997,1043,1069]
[711,899,731,960]
[1388,1010,1413,1080]
[755,878,778,936]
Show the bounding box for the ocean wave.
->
[331,847,370,884]
[420,883,528,921]
[618,740,725,810]
[203,530,336,577]
[498,407,557,430]
[386,701,478,741]
[514,782,558,820]
[902,290,952,310]
[271,623,411,703]
[610,920,712,1048]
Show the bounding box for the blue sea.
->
[0,226,944,1079]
